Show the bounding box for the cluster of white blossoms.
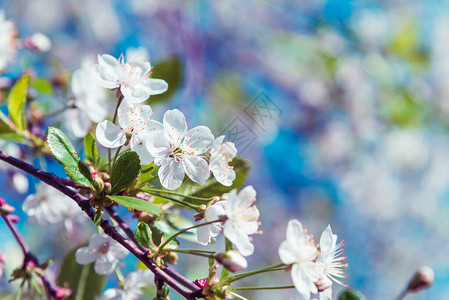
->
[94,53,237,190]
[279,220,348,300]
[23,183,84,231]
[0,10,16,72]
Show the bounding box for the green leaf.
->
[148,57,183,104]
[134,222,155,249]
[107,195,162,216]
[83,133,98,165]
[338,289,366,300]
[7,75,30,131]
[137,163,157,185]
[94,208,102,227]
[110,151,141,194]
[150,221,180,247]
[57,247,106,300]
[179,156,250,202]
[78,160,94,184]
[47,127,92,187]
[31,78,54,95]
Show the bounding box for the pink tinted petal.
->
[75,247,98,265]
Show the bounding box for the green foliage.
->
[94,208,102,227]
[7,75,30,131]
[338,289,366,300]
[57,247,106,300]
[381,89,423,127]
[78,160,94,185]
[137,163,157,185]
[31,78,54,95]
[83,133,98,165]
[149,57,183,104]
[110,151,140,194]
[150,221,180,247]
[107,195,162,216]
[47,127,92,187]
[134,222,155,249]
[178,156,250,202]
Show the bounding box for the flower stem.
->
[142,188,212,202]
[169,249,216,254]
[158,219,222,252]
[228,285,295,291]
[223,264,285,284]
[148,192,199,210]
[112,145,123,167]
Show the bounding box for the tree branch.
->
[0,150,201,299]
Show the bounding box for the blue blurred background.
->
[1,0,449,299]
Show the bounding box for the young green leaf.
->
[57,247,106,300]
[83,133,98,165]
[134,222,155,249]
[110,151,141,194]
[31,78,54,95]
[78,160,94,185]
[7,75,30,131]
[107,195,162,216]
[137,163,157,185]
[150,221,180,247]
[94,208,102,227]
[47,127,92,187]
[339,289,366,300]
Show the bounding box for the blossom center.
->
[99,242,110,254]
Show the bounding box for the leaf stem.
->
[223,264,286,284]
[112,145,123,167]
[143,188,212,202]
[150,193,200,210]
[109,95,124,171]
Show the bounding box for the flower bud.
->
[23,33,52,53]
[316,276,332,292]
[165,252,178,265]
[215,250,248,273]
[407,266,434,292]
[93,177,104,192]
[55,287,72,300]
[103,182,112,194]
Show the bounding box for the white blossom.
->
[96,99,162,164]
[98,270,154,300]
[278,219,320,298]
[222,186,260,256]
[0,11,16,72]
[209,136,237,186]
[197,201,226,245]
[92,53,168,103]
[316,225,348,299]
[76,234,128,274]
[66,59,109,138]
[146,109,214,190]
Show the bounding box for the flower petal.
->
[94,254,116,274]
[130,134,154,165]
[147,78,168,95]
[197,223,213,245]
[163,109,187,147]
[158,159,185,190]
[146,130,170,158]
[223,222,254,256]
[75,247,98,265]
[319,225,337,253]
[65,108,91,138]
[120,84,150,104]
[184,126,214,154]
[182,156,210,185]
[96,120,126,148]
[278,240,296,265]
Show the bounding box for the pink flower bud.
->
[23,33,51,53]
[8,215,19,223]
[316,276,332,292]
[215,250,248,273]
[0,198,5,206]
[407,266,434,292]
[55,287,72,299]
